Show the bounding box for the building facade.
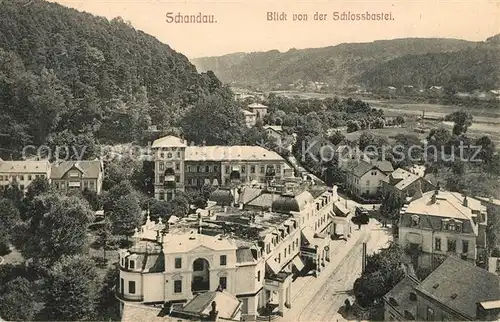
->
[382,168,435,200]
[345,160,394,198]
[151,136,293,199]
[384,257,500,321]
[50,160,104,194]
[398,188,488,269]
[0,160,51,192]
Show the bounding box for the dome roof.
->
[272,191,314,213]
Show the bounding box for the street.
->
[278,219,392,322]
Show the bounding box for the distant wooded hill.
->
[192,37,500,92]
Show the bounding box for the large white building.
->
[117,180,352,320]
[151,135,293,201]
[0,160,51,192]
[398,187,488,269]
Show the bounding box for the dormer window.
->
[411,215,419,226]
[129,260,135,269]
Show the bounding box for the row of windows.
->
[53,180,95,190]
[159,152,182,159]
[172,276,227,294]
[174,256,227,269]
[187,165,218,173]
[159,175,181,183]
[434,238,469,253]
[224,164,280,174]
[0,174,45,181]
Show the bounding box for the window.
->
[174,280,182,293]
[260,166,265,174]
[447,239,456,253]
[175,163,180,171]
[288,245,291,254]
[220,255,227,266]
[241,166,246,173]
[176,152,181,158]
[426,307,434,321]
[219,276,227,290]
[266,244,271,254]
[128,281,136,294]
[160,152,164,159]
[28,175,32,180]
[129,260,135,269]
[175,257,182,269]
[187,166,191,172]
[257,270,261,282]
[159,163,164,171]
[276,165,281,172]
[277,253,281,263]
[193,260,204,271]
[250,166,255,173]
[435,238,441,251]
[214,165,218,172]
[284,248,287,258]
[20,175,24,181]
[159,192,165,200]
[462,240,469,254]
[175,175,180,183]
[205,165,210,172]
[167,153,172,158]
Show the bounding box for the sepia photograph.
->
[0,0,499,321]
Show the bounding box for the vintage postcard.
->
[0,0,499,321]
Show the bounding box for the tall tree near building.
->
[182,93,246,145]
[108,194,143,236]
[17,194,94,264]
[43,255,100,321]
[0,277,36,321]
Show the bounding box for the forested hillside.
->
[358,45,500,91]
[0,0,231,159]
[192,38,479,89]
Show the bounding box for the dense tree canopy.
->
[0,0,231,159]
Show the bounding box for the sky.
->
[49,0,500,58]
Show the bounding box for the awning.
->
[292,256,305,272]
[266,259,281,275]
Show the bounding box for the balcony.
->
[115,289,144,302]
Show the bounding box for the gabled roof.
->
[50,160,102,179]
[383,168,427,191]
[151,135,187,148]
[0,160,50,173]
[242,109,256,116]
[264,125,283,133]
[384,276,419,320]
[181,290,241,320]
[404,190,483,220]
[248,103,268,109]
[416,256,500,319]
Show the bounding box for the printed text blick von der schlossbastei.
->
[165,11,395,24]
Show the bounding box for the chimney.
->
[209,301,219,321]
[412,180,423,201]
[463,195,468,207]
[431,192,437,204]
[435,181,441,194]
[198,213,202,234]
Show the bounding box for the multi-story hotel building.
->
[117,180,352,320]
[151,135,293,201]
[398,186,488,269]
[0,160,51,192]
